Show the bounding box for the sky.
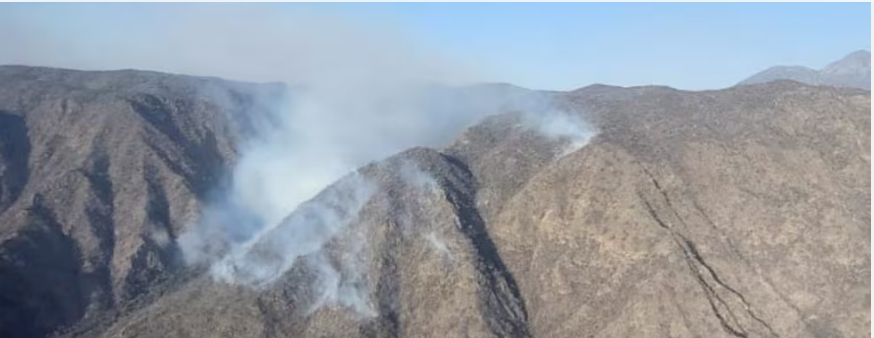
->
[0,2,870,91]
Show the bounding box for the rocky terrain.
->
[0,65,286,337]
[0,65,869,338]
[739,50,871,89]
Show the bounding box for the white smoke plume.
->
[206,172,375,288]
[399,161,440,194]
[306,240,376,318]
[425,232,454,261]
[504,90,598,157]
[1,4,598,316]
[529,108,597,157]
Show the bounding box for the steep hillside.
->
[0,66,868,338]
[97,82,871,338]
[0,66,283,337]
[491,82,870,337]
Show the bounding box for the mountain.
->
[0,65,285,337]
[0,66,869,338]
[738,50,871,89]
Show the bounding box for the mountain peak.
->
[822,49,871,75]
[739,50,871,89]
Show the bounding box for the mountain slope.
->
[96,81,869,338]
[739,50,871,89]
[492,83,870,337]
[0,66,283,337]
[0,66,868,338]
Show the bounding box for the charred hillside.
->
[0,66,868,338]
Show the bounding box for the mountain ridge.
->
[739,50,871,89]
[0,65,868,338]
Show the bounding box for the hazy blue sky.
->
[1,3,870,91]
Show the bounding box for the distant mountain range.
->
[739,50,871,89]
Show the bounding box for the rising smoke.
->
[1,4,597,316]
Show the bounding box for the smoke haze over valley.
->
[2,4,599,293]
[0,3,869,338]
